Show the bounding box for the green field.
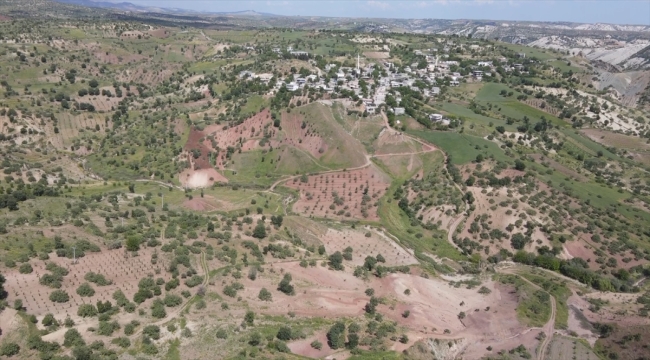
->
[409,130,511,165]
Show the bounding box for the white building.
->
[393,107,405,116]
[429,114,443,121]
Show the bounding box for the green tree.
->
[258,288,272,301]
[63,328,85,347]
[244,310,255,326]
[326,322,346,349]
[278,273,295,295]
[328,251,344,270]
[276,326,292,341]
[514,160,526,171]
[511,233,528,250]
[252,222,267,239]
[125,236,140,252]
[248,332,261,346]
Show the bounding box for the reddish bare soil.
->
[148,28,170,38]
[182,194,233,211]
[183,126,213,170]
[280,111,328,158]
[201,108,274,169]
[320,227,417,267]
[228,260,534,358]
[284,165,391,221]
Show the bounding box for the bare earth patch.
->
[284,165,391,221]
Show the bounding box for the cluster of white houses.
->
[236,43,524,125]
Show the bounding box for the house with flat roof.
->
[393,107,405,115]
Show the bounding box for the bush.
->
[143,325,161,340]
[142,343,158,355]
[151,299,167,319]
[0,342,20,357]
[84,272,111,286]
[49,290,70,303]
[19,263,33,274]
[76,283,95,297]
[77,304,98,317]
[195,299,206,310]
[245,310,255,326]
[165,278,180,291]
[113,289,128,307]
[273,340,291,353]
[97,321,120,336]
[111,337,130,348]
[278,273,295,295]
[63,328,85,347]
[124,321,139,335]
[216,329,228,339]
[42,313,58,327]
[64,316,75,327]
[326,322,346,349]
[163,294,183,307]
[185,275,203,288]
[478,286,492,295]
[277,326,292,341]
[310,340,323,350]
[258,288,272,301]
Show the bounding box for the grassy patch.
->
[496,274,551,328]
[408,130,510,165]
[164,339,181,360]
[377,151,465,265]
[348,350,403,360]
[519,271,572,329]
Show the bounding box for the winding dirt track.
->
[498,266,557,360]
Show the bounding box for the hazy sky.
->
[116,0,650,25]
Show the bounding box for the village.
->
[237,40,532,126]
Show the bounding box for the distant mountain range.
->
[54,0,278,16]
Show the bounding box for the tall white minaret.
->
[357,53,360,76]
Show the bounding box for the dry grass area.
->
[285,165,391,221]
[582,128,650,150]
[363,51,390,59]
[320,227,417,267]
[457,185,559,256]
[373,128,425,155]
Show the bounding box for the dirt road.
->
[498,266,557,360]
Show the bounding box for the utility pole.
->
[161,194,164,210]
[72,246,76,265]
